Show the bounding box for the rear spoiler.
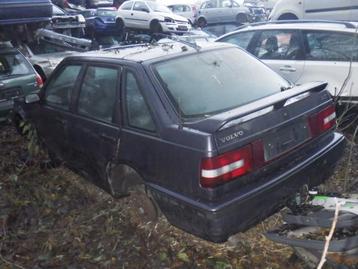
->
[217,82,328,131]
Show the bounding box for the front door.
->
[68,64,121,186]
[250,29,306,84]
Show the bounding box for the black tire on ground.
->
[236,13,248,25]
[197,17,207,28]
[278,13,298,20]
[150,20,162,33]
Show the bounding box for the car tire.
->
[278,13,298,20]
[150,20,163,33]
[116,18,125,32]
[197,17,207,28]
[236,13,248,25]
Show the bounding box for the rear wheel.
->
[278,13,298,20]
[236,13,248,25]
[116,18,125,32]
[197,17,207,28]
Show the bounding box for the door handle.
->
[100,133,116,142]
[280,65,296,72]
[131,13,133,15]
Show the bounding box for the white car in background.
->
[164,0,198,25]
[116,0,191,33]
[217,21,358,104]
[269,0,358,21]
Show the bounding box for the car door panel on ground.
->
[303,0,352,21]
[68,64,121,182]
[37,64,83,160]
[250,30,306,84]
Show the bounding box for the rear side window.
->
[303,30,355,62]
[219,31,255,50]
[154,48,289,118]
[125,71,155,131]
[77,66,118,123]
[253,30,304,60]
[0,52,33,78]
[45,65,81,110]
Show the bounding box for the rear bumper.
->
[149,132,346,242]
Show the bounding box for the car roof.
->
[229,20,358,34]
[66,41,235,63]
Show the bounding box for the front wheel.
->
[197,17,207,28]
[150,21,163,33]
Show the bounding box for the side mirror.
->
[25,93,40,104]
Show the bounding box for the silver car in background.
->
[196,0,251,27]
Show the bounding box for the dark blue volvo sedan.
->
[18,41,345,242]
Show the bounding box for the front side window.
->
[121,1,133,10]
[133,1,149,12]
[154,48,289,118]
[45,65,81,110]
[253,30,304,60]
[303,30,355,62]
[125,71,155,131]
[77,66,118,123]
[219,31,255,50]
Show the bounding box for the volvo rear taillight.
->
[36,74,43,88]
[309,105,336,137]
[200,145,253,188]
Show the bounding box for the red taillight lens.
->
[36,74,43,88]
[309,105,336,137]
[200,145,253,188]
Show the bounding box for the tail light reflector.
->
[36,74,44,88]
[200,145,253,188]
[309,105,336,137]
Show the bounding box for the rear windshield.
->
[153,47,289,118]
[0,52,33,79]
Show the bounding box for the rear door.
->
[119,1,135,28]
[200,0,221,23]
[303,0,351,20]
[250,29,306,84]
[68,63,121,182]
[300,30,358,101]
[36,64,83,160]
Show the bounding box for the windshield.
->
[153,48,289,118]
[147,2,171,13]
[97,10,117,16]
[0,52,33,78]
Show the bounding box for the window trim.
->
[122,68,157,134]
[301,29,356,62]
[73,63,122,125]
[42,63,84,112]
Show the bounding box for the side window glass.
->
[45,65,81,110]
[121,1,133,10]
[304,31,353,62]
[133,1,149,12]
[220,31,255,50]
[77,66,118,123]
[253,30,304,60]
[125,71,155,131]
